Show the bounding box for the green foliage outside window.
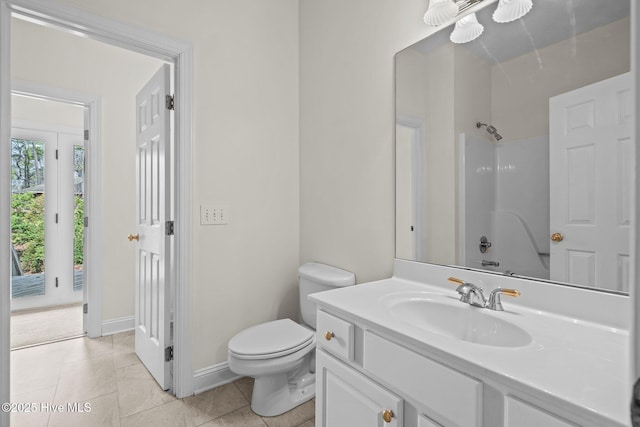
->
[11,192,84,274]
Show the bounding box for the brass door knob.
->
[550,232,563,242]
[382,409,394,423]
[127,233,140,241]
[324,331,335,341]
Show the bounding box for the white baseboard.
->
[193,361,242,395]
[101,315,135,336]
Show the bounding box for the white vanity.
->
[311,260,629,427]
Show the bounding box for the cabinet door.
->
[505,396,577,427]
[317,349,403,427]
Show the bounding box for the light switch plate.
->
[200,204,229,225]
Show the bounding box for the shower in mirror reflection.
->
[476,122,502,141]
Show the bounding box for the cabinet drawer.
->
[363,331,482,427]
[505,396,576,427]
[316,310,354,361]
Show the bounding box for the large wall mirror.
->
[396,0,632,294]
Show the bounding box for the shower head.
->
[476,122,503,141]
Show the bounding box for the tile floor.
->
[10,332,315,427]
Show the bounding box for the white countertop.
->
[310,277,629,427]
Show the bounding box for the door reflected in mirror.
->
[395,0,632,293]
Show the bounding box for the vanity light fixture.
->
[424,0,533,43]
[450,13,484,44]
[493,0,533,23]
[423,0,459,26]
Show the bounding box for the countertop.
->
[310,277,629,427]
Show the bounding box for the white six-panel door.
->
[549,73,632,292]
[134,64,172,389]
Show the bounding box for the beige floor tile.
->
[54,353,117,403]
[10,348,63,397]
[112,331,134,354]
[48,391,120,427]
[261,399,315,427]
[200,405,268,427]
[116,362,175,417]
[183,382,249,427]
[62,335,114,362]
[114,351,140,369]
[11,333,318,426]
[233,377,254,402]
[8,385,55,427]
[120,400,186,427]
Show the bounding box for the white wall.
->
[16,0,301,370]
[12,95,83,128]
[299,0,434,283]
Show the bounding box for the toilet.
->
[227,262,355,417]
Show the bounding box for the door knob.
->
[127,233,140,241]
[382,409,394,423]
[550,232,563,242]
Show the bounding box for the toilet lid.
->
[229,319,314,360]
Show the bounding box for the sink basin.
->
[384,292,532,348]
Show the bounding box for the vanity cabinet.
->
[315,306,596,427]
[316,308,481,427]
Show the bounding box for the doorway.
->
[0,1,194,415]
[10,99,87,347]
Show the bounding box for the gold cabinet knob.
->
[550,232,563,242]
[324,331,335,341]
[127,233,140,241]
[382,409,394,423]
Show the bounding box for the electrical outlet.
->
[200,204,230,225]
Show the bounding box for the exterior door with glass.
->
[10,126,85,311]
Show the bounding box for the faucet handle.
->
[448,277,474,303]
[487,288,520,311]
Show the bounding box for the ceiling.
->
[412,0,630,63]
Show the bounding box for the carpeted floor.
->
[11,304,84,349]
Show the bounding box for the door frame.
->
[11,82,99,332]
[396,115,426,262]
[0,0,194,416]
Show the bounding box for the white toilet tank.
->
[298,262,355,329]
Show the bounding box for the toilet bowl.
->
[227,263,355,417]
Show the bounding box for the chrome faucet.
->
[448,277,520,311]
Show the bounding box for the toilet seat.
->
[228,319,314,360]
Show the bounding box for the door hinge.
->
[55,277,59,288]
[165,221,175,236]
[84,130,89,140]
[55,149,59,159]
[84,217,89,227]
[83,303,88,314]
[165,94,175,111]
[165,346,174,362]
